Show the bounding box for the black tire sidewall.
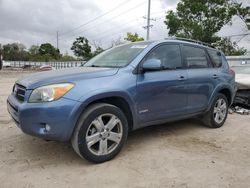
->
[77,104,128,163]
[209,94,229,128]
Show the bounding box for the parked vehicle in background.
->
[231,66,250,109]
[38,65,55,71]
[7,39,236,163]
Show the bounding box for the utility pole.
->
[146,0,151,40]
[56,31,59,50]
[143,0,155,40]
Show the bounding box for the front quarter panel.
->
[63,68,139,138]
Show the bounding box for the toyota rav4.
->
[7,39,236,163]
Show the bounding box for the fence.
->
[3,61,85,69]
[3,56,250,69]
[226,56,250,67]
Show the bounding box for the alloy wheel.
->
[213,98,227,124]
[85,113,123,156]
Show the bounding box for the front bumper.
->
[7,93,81,141]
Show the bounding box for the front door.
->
[136,44,188,124]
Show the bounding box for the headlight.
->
[29,83,74,103]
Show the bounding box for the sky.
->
[0,0,249,55]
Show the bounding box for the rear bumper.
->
[7,93,81,141]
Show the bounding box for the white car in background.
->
[231,66,250,109]
[38,65,56,71]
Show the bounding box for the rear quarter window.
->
[207,49,223,68]
[222,55,229,69]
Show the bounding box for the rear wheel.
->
[71,103,128,163]
[202,94,228,128]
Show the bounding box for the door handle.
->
[212,74,219,79]
[179,76,186,81]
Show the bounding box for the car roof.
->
[160,39,215,49]
[122,39,220,53]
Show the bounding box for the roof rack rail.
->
[165,37,215,48]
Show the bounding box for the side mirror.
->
[142,59,162,72]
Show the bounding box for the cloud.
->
[0,0,102,51]
[159,0,178,8]
[0,0,177,53]
[0,0,249,55]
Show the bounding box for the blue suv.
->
[7,39,236,163]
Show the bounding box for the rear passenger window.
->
[182,45,209,68]
[207,49,222,68]
[144,44,182,70]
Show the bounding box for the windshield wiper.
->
[86,65,102,67]
[86,65,120,68]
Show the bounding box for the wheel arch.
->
[207,85,234,112]
[85,96,134,131]
[69,92,136,140]
[218,88,232,105]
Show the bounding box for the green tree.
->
[39,43,60,61]
[71,37,92,60]
[29,45,40,56]
[164,0,247,55]
[0,44,2,70]
[0,43,2,56]
[61,52,76,61]
[214,38,247,56]
[28,45,41,61]
[2,43,29,61]
[92,46,104,56]
[125,32,144,42]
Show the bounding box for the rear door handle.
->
[212,74,219,79]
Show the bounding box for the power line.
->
[88,17,145,41]
[222,32,250,38]
[59,1,166,50]
[236,35,247,43]
[59,1,146,40]
[61,17,145,50]
[91,19,145,41]
[59,0,134,36]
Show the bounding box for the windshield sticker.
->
[131,45,148,49]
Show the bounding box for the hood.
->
[235,74,250,90]
[17,67,119,89]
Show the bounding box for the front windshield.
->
[231,66,250,74]
[84,42,151,68]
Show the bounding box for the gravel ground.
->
[0,70,250,188]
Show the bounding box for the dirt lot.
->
[0,70,250,188]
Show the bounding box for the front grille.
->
[14,84,26,102]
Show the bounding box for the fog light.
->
[45,124,51,132]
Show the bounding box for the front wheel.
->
[71,103,128,163]
[202,94,229,128]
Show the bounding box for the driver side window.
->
[144,44,182,70]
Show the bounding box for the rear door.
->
[136,43,188,124]
[181,45,220,113]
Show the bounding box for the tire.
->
[202,93,229,128]
[71,103,128,163]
